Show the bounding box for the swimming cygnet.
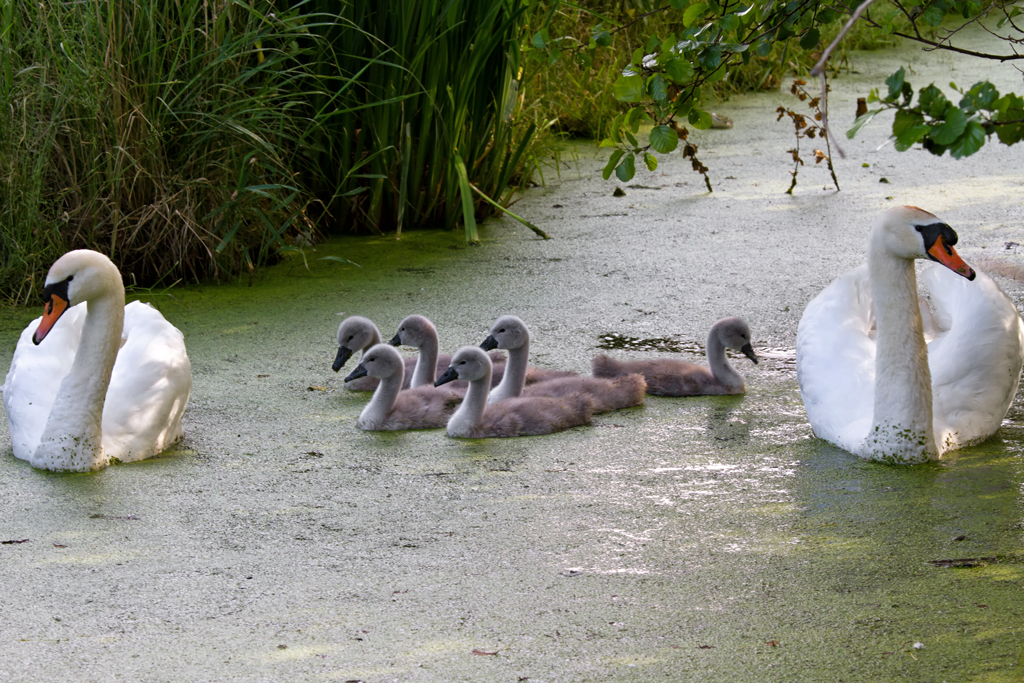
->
[345,344,462,430]
[435,346,594,438]
[480,314,645,412]
[479,315,579,404]
[332,315,415,391]
[388,314,507,388]
[592,316,759,396]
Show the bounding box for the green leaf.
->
[625,107,644,133]
[799,28,820,50]
[689,108,714,130]
[885,68,906,101]
[756,38,771,57]
[613,74,644,102]
[949,120,986,158]
[918,85,949,118]
[719,14,741,32]
[644,152,658,172]
[609,113,624,143]
[603,149,625,180]
[846,109,882,139]
[649,125,679,154]
[705,65,729,83]
[993,93,1024,145]
[959,81,999,113]
[701,46,722,70]
[669,0,687,8]
[616,154,636,182]
[893,110,929,151]
[624,130,639,148]
[931,105,967,145]
[665,57,694,84]
[594,30,612,48]
[650,73,669,103]
[922,5,945,26]
[599,138,619,148]
[532,31,546,50]
[683,3,708,26]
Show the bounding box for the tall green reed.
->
[1,0,327,302]
[298,0,535,243]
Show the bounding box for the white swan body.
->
[3,250,192,471]
[592,316,759,396]
[797,206,1023,464]
[436,346,594,439]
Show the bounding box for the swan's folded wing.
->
[796,265,876,454]
[3,306,85,461]
[102,302,192,462]
[923,265,1024,450]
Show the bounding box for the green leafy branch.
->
[847,67,1024,157]
[595,0,839,187]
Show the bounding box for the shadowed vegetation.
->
[0,0,534,303]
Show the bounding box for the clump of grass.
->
[1,0,538,302]
[297,0,535,242]
[1,0,325,302]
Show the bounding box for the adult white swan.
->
[3,250,192,472]
[796,206,1023,464]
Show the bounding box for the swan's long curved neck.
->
[410,336,439,388]
[489,340,528,403]
[360,371,403,425]
[706,329,742,390]
[868,242,937,462]
[449,365,492,434]
[36,293,125,471]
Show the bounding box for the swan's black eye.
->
[346,335,354,342]
[498,328,505,333]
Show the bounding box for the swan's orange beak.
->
[32,293,69,345]
[927,235,976,281]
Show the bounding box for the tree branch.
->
[809,0,881,158]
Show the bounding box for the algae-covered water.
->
[1,26,1023,683]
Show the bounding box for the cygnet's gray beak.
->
[344,363,368,382]
[333,346,353,372]
[388,332,402,346]
[741,343,759,365]
[480,335,499,351]
[435,366,459,387]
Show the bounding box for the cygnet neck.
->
[449,362,493,434]
[410,331,439,388]
[706,325,743,390]
[360,364,404,427]
[489,336,528,403]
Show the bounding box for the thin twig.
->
[809,0,881,158]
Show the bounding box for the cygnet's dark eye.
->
[346,335,354,342]
[498,328,506,333]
